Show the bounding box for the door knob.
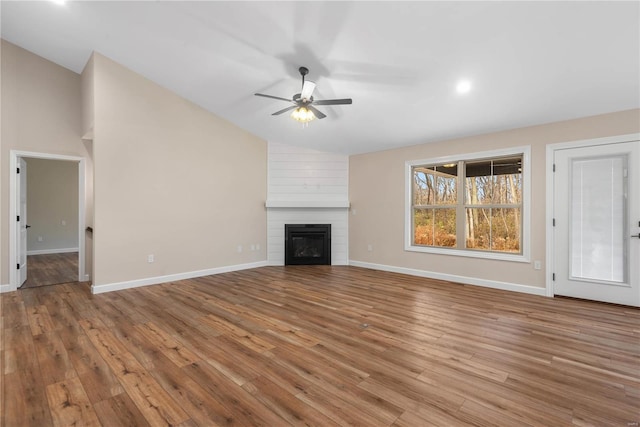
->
[632,234,640,238]
[26,225,31,229]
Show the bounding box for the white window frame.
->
[405,146,531,263]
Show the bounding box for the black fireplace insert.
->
[285,224,331,265]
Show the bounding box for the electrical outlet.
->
[147,254,154,263]
[61,220,66,226]
[367,244,373,252]
[352,208,357,215]
[534,260,541,270]
[250,244,256,251]
[237,245,243,253]
[38,236,43,242]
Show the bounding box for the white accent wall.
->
[266,142,349,265]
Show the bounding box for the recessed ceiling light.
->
[50,0,66,5]
[456,80,472,94]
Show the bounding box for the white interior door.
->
[17,158,28,286]
[553,140,639,306]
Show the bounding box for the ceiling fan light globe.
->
[291,106,315,123]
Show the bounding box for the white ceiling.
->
[2,1,639,155]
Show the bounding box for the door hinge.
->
[16,215,20,222]
[552,273,555,281]
[553,164,556,172]
[17,167,20,174]
[552,218,555,226]
[17,263,20,269]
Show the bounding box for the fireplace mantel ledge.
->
[265,200,350,209]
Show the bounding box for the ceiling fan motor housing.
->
[293,94,313,105]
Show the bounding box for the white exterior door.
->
[553,139,640,306]
[17,158,28,286]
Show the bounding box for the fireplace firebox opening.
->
[285,224,331,265]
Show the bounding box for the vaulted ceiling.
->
[2,1,639,154]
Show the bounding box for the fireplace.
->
[285,224,331,265]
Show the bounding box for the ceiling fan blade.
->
[255,93,293,102]
[300,81,316,100]
[307,105,326,119]
[313,98,353,106]
[272,105,298,116]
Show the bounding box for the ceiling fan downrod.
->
[299,66,309,90]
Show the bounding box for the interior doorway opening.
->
[9,150,87,291]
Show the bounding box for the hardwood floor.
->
[21,252,79,289]
[2,266,639,426]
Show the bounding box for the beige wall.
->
[81,54,95,138]
[1,41,265,288]
[0,40,89,285]
[25,158,79,252]
[91,53,267,286]
[349,109,640,289]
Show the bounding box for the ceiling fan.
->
[255,66,352,123]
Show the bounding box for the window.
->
[406,147,530,262]
[412,164,458,247]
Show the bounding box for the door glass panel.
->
[570,156,626,283]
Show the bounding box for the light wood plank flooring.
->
[2,266,639,426]
[21,252,78,289]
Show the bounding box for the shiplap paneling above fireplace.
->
[266,142,349,265]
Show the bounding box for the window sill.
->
[405,244,529,263]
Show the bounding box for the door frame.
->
[9,150,86,291]
[545,133,640,298]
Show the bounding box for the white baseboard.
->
[0,283,16,293]
[27,248,79,256]
[91,261,269,294]
[6,260,546,297]
[348,260,547,297]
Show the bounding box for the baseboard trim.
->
[27,248,79,256]
[0,283,16,293]
[91,261,269,294]
[348,260,547,297]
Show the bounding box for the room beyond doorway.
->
[20,252,79,289]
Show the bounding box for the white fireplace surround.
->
[266,142,350,266]
[266,205,349,266]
